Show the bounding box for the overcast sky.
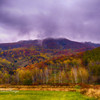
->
[0,0,100,43]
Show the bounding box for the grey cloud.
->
[0,0,100,43]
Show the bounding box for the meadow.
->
[0,90,96,100]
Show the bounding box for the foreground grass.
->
[0,90,96,100]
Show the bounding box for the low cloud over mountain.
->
[0,0,100,43]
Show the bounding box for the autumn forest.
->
[0,38,100,85]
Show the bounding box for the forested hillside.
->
[82,47,100,83]
[0,45,99,85]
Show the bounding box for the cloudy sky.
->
[0,0,100,43]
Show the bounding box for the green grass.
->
[0,90,96,100]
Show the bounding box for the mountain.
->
[0,38,100,85]
[84,42,100,48]
[42,38,93,50]
[0,38,96,50]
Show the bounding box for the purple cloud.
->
[0,0,100,43]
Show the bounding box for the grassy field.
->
[0,90,96,100]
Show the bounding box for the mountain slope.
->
[84,42,100,48]
[0,38,95,50]
[42,38,93,49]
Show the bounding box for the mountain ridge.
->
[0,38,99,50]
